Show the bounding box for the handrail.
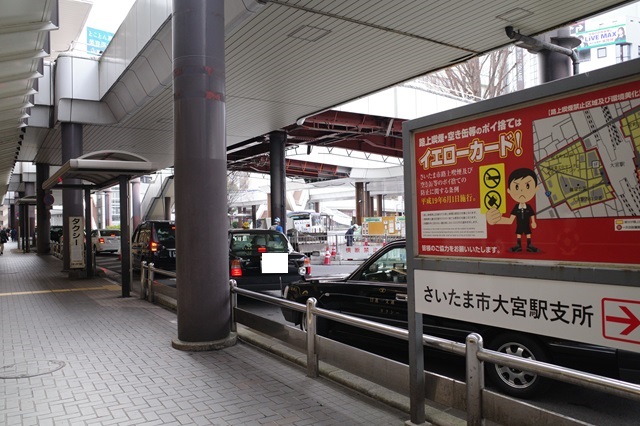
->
[140,261,177,302]
[229,281,640,425]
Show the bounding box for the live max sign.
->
[603,299,640,344]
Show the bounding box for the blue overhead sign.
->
[87,27,114,55]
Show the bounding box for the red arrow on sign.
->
[606,306,640,336]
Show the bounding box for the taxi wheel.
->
[486,332,551,399]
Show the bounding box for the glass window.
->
[616,43,631,63]
[359,247,407,283]
[155,224,175,244]
[597,48,607,58]
[578,48,591,62]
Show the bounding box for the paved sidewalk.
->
[0,242,409,425]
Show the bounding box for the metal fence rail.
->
[139,261,177,302]
[228,280,640,426]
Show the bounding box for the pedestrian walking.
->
[0,228,8,254]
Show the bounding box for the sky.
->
[85,0,136,33]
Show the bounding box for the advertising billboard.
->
[412,78,640,266]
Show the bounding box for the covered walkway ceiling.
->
[2,0,635,198]
[226,110,405,181]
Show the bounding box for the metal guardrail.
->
[51,241,63,259]
[139,261,177,302]
[228,280,640,426]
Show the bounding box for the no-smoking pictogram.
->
[483,167,502,188]
[479,164,506,214]
[484,191,502,210]
[602,298,640,345]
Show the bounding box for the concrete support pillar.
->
[251,205,257,228]
[172,0,235,349]
[61,122,83,274]
[26,182,35,248]
[131,178,141,231]
[97,192,105,228]
[36,163,51,254]
[313,202,320,213]
[119,176,131,296]
[9,203,16,231]
[269,131,287,234]
[355,182,365,226]
[376,194,384,216]
[266,193,272,222]
[84,188,93,278]
[164,197,172,220]
[104,191,111,227]
[17,192,25,251]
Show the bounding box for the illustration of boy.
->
[486,167,540,253]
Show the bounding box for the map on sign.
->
[533,98,640,221]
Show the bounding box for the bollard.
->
[323,246,331,265]
[306,298,318,378]
[230,279,238,333]
[466,332,484,426]
[148,263,155,303]
[139,261,148,300]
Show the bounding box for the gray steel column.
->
[9,203,16,230]
[25,182,35,252]
[98,192,104,228]
[172,0,235,348]
[131,178,141,230]
[355,182,364,225]
[119,176,131,297]
[376,194,383,216]
[164,197,172,220]
[36,163,51,254]
[84,188,93,278]
[251,205,257,228]
[104,191,111,227]
[269,131,287,233]
[61,122,83,274]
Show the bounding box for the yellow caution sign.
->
[479,164,506,214]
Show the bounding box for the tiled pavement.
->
[0,242,409,425]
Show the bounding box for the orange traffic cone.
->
[331,242,336,257]
[323,246,331,265]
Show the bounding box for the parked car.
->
[229,228,310,291]
[50,226,63,243]
[131,220,176,271]
[91,229,121,254]
[281,239,640,399]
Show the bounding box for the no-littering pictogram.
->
[602,298,640,345]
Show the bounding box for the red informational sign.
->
[413,79,640,265]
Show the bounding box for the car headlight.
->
[298,266,306,276]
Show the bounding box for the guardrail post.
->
[466,332,485,426]
[140,261,147,300]
[306,297,319,378]
[230,279,238,333]
[148,263,155,303]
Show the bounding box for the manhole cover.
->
[0,360,66,379]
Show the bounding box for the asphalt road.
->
[95,254,640,424]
